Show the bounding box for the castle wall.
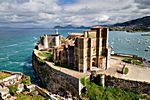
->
[53,47,68,64]
[104,74,150,95]
[32,50,84,98]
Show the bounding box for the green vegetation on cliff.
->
[80,78,150,100]
[38,51,53,62]
[38,51,50,57]
[36,56,45,65]
[8,85,18,96]
[16,93,43,100]
[0,71,11,79]
[21,76,31,85]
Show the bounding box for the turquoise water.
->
[109,31,150,60]
[0,28,149,82]
[0,28,85,83]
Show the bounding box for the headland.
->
[32,26,150,99]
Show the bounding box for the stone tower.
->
[44,34,49,49]
[74,26,109,73]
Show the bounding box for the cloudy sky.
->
[0,0,150,28]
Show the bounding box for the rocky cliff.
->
[32,50,84,98]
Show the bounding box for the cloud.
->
[93,15,109,23]
[0,0,62,27]
[0,0,150,28]
[135,0,150,9]
[131,0,150,18]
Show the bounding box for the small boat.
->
[145,49,148,52]
[138,40,140,44]
[147,46,150,49]
[145,39,149,43]
[110,45,113,49]
[111,51,115,54]
[136,48,139,51]
[126,38,130,43]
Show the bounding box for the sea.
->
[0,28,149,84]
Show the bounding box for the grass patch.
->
[111,58,118,60]
[123,67,129,74]
[16,93,43,100]
[0,71,12,80]
[36,57,45,65]
[22,76,31,85]
[38,52,50,57]
[8,85,18,96]
[132,59,143,65]
[38,51,53,62]
[80,78,150,100]
[122,57,142,65]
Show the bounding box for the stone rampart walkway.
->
[97,56,150,83]
[34,49,90,79]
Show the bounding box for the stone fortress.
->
[36,26,111,73]
[33,26,150,98]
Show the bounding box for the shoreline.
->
[112,52,150,61]
[111,53,150,68]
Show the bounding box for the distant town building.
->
[37,26,110,73]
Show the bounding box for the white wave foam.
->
[0,44,18,49]
[20,62,32,66]
[8,61,20,64]
[0,56,9,60]
[0,57,7,60]
[5,50,21,57]
[14,51,19,53]
[26,63,32,66]
[0,58,5,60]
[7,61,30,67]
[20,62,26,66]
[33,37,37,40]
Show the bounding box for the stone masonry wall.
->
[104,75,150,95]
[32,52,80,98]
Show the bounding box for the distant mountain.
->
[54,25,90,29]
[114,16,150,27]
[109,16,150,32]
[54,25,64,29]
